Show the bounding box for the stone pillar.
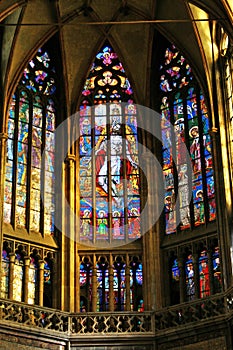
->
[0,133,8,290]
[23,256,30,303]
[62,154,76,312]
[8,253,15,299]
[75,253,80,312]
[91,254,97,312]
[125,254,131,311]
[108,254,114,311]
[38,260,44,306]
[140,151,162,310]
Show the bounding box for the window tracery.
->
[4,47,56,235]
[79,43,140,244]
[160,44,216,234]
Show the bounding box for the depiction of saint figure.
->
[95,117,137,204]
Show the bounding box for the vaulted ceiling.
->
[0,0,232,118]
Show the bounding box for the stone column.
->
[140,151,162,310]
[23,256,30,303]
[62,154,76,311]
[0,133,8,290]
[38,260,44,306]
[108,254,114,311]
[75,253,80,312]
[8,253,15,299]
[91,254,97,312]
[125,254,131,311]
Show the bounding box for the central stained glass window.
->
[79,44,140,243]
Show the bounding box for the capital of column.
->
[65,154,76,163]
[0,133,8,142]
[24,256,30,266]
[38,260,45,270]
[9,253,15,263]
[209,127,218,136]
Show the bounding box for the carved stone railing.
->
[70,312,153,334]
[0,299,69,332]
[1,288,233,336]
[0,298,154,335]
[154,292,226,331]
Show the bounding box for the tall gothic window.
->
[4,47,56,235]
[160,44,216,234]
[79,43,140,244]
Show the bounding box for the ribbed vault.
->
[0,0,232,122]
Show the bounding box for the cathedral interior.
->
[0,0,232,349]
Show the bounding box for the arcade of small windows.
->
[168,241,222,305]
[3,47,56,235]
[159,44,216,234]
[79,254,143,312]
[78,43,140,244]
[1,239,54,308]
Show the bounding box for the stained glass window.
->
[113,257,126,311]
[199,249,210,298]
[43,258,53,307]
[160,44,216,234]
[80,259,92,312]
[213,246,222,293]
[13,252,24,301]
[97,258,109,311]
[130,258,143,311]
[185,254,195,301]
[171,258,180,305]
[4,47,56,234]
[1,249,9,298]
[28,256,38,304]
[79,44,140,243]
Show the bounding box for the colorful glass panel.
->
[113,261,126,311]
[160,44,216,234]
[185,255,195,301]
[199,250,210,298]
[1,250,9,298]
[13,254,24,301]
[3,47,56,234]
[213,246,222,293]
[96,262,109,311]
[28,258,37,304]
[79,44,140,243]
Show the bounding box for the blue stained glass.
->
[79,43,140,242]
[172,259,180,280]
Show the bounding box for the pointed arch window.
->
[79,43,140,243]
[160,44,216,234]
[4,47,56,235]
